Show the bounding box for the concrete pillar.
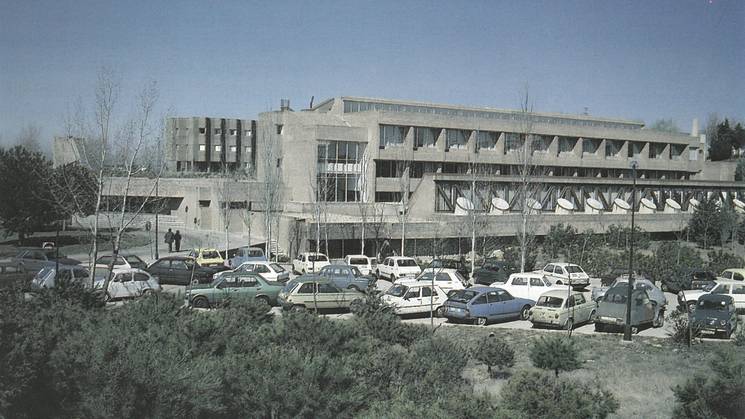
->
[496,132,505,155]
[573,137,583,157]
[619,141,629,161]
[435,129,446,152]
[549,135,559,157]
[598,139,607,158]
[467,130,477,154]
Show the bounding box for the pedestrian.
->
[174,230,182,252]
[165,228,174,253]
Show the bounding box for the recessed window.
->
[230,129,237,136]
[199,127,206,134]
[245,129,252,136]
[276,124,283,134]
[199,144,206,151]
[230,146,237,152]
[215,145,222,152]
[245,146,251,154]
[214,128,222,135]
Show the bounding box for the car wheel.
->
[435,306,445,317]
[564,318,574,330]
[255,296,270,307]
[476,317,488,326]
[661,283,668,292]
[556,280,563,285]
[632,326,639,334]
[520,305,531,320]
[348,285,360,292]
[390,274,396,283]
[653,310,665,328]
[589,309,597,323]
[141,289,151,298]
[103,292,112,303]
[291,305,306,313]
[687,301,697,313]
[192,296,210,309]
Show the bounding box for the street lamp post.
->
[154,177,159,260]
[623,161,639,342]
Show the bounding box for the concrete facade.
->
[103,97,744,258]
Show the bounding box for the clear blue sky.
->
[1,0,743,147]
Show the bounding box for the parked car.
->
[679,280,745,313]
[225,246,267,268]
[407,269,467,293]
[30,265,90,289]
[540,263,590,289]
[595,284,665,332]
[218,261,290,283]
[93,268,161,301]
[599,267,638,287]
[277,278,363,312]
[592,277,666,306]
[344,255,374,276]
[491,272,568,303]
[382,283,449,316]
[472,259,516,285]
[677,269,718,293]
[443,286,534,326]
[187,272,283,309]
[94,254,148,270]
[529,290,597,330]
[292,252,330,274]
[188,248,224,268]
[376,256,421,281]
[13,248,81,276]
[316,264,375,291]
[691,294,739,339]
[422,258,470,279]
[717,268,745,282]
[145,256,226,285]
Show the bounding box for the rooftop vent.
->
[280,99,290,111]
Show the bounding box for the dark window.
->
[472,295,488,305]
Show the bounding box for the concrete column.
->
[640,142,650,160]
[598,139,607,158]
[496,132,505,155]
[549,135,559,157]
[619,141,629,160]
[661,143,670,160]
[573,137,583,157]
[436,129,446,152]
[467,130,477,154]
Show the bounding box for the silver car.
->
[595,284,665,333]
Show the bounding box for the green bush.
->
[473,335,515,377]
[673,348,745,419]
[529,335,582,377]
[501,370,619,419]
[666,308,699,345]
[504,245,536,272]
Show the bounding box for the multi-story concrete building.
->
[98,97,744,258]
[166,117,256,173]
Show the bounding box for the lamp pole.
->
[154,177,159,260]
[623,161,638,341]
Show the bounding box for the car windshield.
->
[698,299,728,311]
[349,258,368,265]
[248,249,263,257]
[282,281,300,293]
[202,251,220,259]
[702,282,717,292]
[566,266,584,274]
[418,272,450,282]
[34,267,54,280]
[270,263,285,273]
[603,292,628,304]
[386,284,408,297]
[308,255,328,262]
[537,296,564,308]
[124,255,145,265]
[398,259,418,267]
[449,289,479,303]
[350,266,363,277]
[431,260,457,269]
[210,277,223,287]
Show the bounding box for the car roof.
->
[509,272,545,279]
[345,254,368,258]
[713,280,744,285]
[158,256,195,261]
[196,248,219,252]
[541,289,580,298]
[291,275,333,284]
[301,252,327,256]
[468,286,502,292]
[549,262,579,267]
[722,268,745,274]
[389,256,416,260]
[101,267,149,274]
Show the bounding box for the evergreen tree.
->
[529,335,582,377]
[688,196,722,248]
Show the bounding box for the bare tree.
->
[396,160,412,256]
[356,146,372,255]
[16,123,43,153]
[259,114,283,261]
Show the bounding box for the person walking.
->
[174,230,182,252]
[165,228,174,253]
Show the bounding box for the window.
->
[134,272,150,282]
[530,278,544,286]
[199,144,206,151]
[405,289,420,299]
[230,129,237,136]
[239,277,258,287]
[512,277,528,286]
[446,129,468,150]
[318,283,339,293]
[171,260,189,270]
[486,291,500,303]
[114,273,129,283]
[497,290,514,301]
[214,145,222,152]
[575,294,586,304]
[214,128,222,135]
[414,127,438,148]
[544,264,555,273]
[97,256,113,265]
[230,146,237,152]
[566,296,576,307]
[276,124,283,134]
[721,271,733,279]
[199,127,206,134]
[220,276,238,288]
[421,287,432,297]
[476,131,497,150]
[735,273,744,281]
[380,125,407,147]
[298,283,315,294]
[732,284,745,294]
[472,295,488,305]
[505,133,522,152]
[712,285,730,295]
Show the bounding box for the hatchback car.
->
[94,254,148,270]
[595,284,665,332]
[691,294,738,339]
[529,290,597,330]
[408,269,467,293]
[443,286,534,326]
[541,263,590,289]
[187,272,284,309]
[146,256,226,285]
[93,268,161,301]
[225,246,267,268]
[189,248,224,268]
[30,265,91,289]
[292,252,330,274]
[277,278,363,312]
[222,261,290,283]
[316,264,376,291]
[344,255,374,276]
[381,283,449,317]
[13,248,81,277]
[472,259,516,285]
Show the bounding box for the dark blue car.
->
[444,286,534,326]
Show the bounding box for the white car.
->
[93,268,161,301]
[217,261,290,282]
[540,262,590,288]
[344,255,373,276]
[406,269,467,293]
[491,272,568,303]
[292,252,330,274]
[94,254,148,270]
[382,283,449,316]
[376,257,421,281]
[679,280,745,312]
[31,265,91,289]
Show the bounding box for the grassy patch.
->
[438,326,740,418]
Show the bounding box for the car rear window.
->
[202,251,220,259]
[349,258,368,265]
[397,259,418,267]
[248,249,264,257]
[270,263,285,273]
[566,266,584,274]
[537,296,564,308]
[308,255,328,262]
[124,255,145,265]
[449,289,479,303]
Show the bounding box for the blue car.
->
[226,247,267,268]
[444,286,535,326]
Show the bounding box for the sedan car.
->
[186,272,284,309]
[316,264,376,291]
[13,248,81,277]
[381,283,449,317]
[691,294,738,339]
[443,286,534,326]
[188,248,224,268]
[93,268,161,301]
[277,278,364,312]
[472,259,516,285]
[30,265,90,289]
[529,290,597,330]
[407,269,467,293]
[491,272,568,303]
[592,277,665,306]
[422,258,470,279]
[145,256,226,285]
[221,261,290,283]
[541,262,590,289]
[595,284,665,332]
[679,280,745,313]
[94,254,148,270]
